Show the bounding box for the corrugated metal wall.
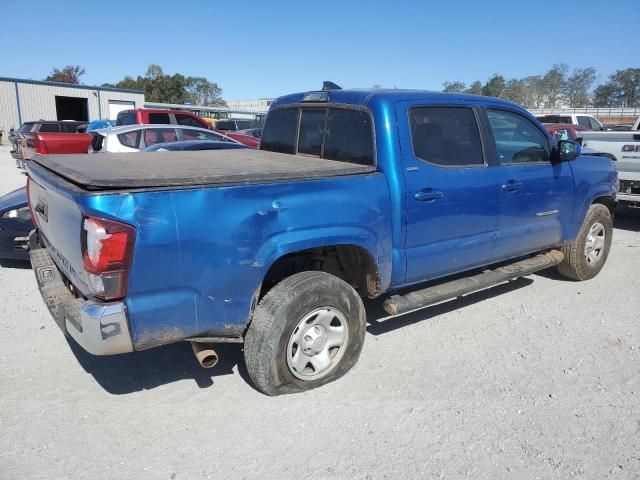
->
[0,81,19,130]
[0,79,144,130]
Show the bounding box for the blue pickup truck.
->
[26,87,617,395]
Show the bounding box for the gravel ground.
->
[0,144,639,480]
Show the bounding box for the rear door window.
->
[410,107,484,166]
[148,113,171,124]
[576,116,591,129]
[176,114,206,128]
[144,128,177,146]
[487,109,550,164]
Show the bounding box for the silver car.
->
[89,124,239,153]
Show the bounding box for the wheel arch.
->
[259,242,383,300]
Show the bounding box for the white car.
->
[536,113,603,131]
[89,124,239,153]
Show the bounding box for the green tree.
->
[593,83,619,107]
[502,79,528,105]
[185,77,226,106]
[563,67,596,107]
[609,68,640,107]
[442,81,466,93]
[106,65,226,105]
[45,65,85,84]
[541,64,568,107]
[465,81,483,95]
[482,74,506,98]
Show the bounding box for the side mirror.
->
[557,139,580,162]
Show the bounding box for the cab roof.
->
[272,88,521,110]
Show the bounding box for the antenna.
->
[322,81,342,91]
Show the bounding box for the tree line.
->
[443,65,640,108]
[45,64,226,107]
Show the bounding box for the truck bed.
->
[33,149,376,190]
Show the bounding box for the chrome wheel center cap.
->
[302,325,327,355]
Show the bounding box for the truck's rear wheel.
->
[557,204,613,281]
[244,271,366,396]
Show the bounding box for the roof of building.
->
[0,76,145,94]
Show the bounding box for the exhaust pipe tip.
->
[191,342,219,368]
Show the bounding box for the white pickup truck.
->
[582,116,640,208]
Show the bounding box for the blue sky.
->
[2,0,637,100]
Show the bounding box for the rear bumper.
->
[29,231,133,355]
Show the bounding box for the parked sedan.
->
[89,125,240,153]
[0,187,31,261]
[143,140,249,152]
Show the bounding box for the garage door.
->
[108,100,135,119]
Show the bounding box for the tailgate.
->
[27,165,90,295]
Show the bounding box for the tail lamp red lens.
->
[35,134,49,155]
[26,176,38,228]
[81,215,136,301]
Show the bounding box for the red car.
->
[544,123,588,145]
[116,109,213,130]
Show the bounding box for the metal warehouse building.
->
[0,77,145,131]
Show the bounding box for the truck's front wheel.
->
[244,271,366,396]
[557,203,613,281]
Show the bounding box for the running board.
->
[383,250,564,316]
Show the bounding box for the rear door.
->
[397,102,501,283]
[485,108,574,259]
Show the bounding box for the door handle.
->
[501,180,523,192]
[415,189,444,202]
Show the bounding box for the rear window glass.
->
[117,112,136,126]
[410,107,483,166]
[176,114,205,128]
[537,115,572,124]
[117,131,141,149]
[324,109,374,165]
[261,107,374,165]
[298,109,325,156]
[148,113,171,124]
[18,123,35,133]
[38,123,60,133]
[260,108,299,155]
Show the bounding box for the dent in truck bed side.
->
[75,173,393,350]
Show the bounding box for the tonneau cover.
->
[33,149,376,190]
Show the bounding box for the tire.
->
[244,271,366,396]
[557,203,613,281]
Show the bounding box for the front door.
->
[397,103,501,284]
[485,108,574,260]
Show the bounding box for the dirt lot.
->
[0,144,639,480]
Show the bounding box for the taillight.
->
[81,215,136,301]
[26,177,38,228]
[35,134,49,154]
